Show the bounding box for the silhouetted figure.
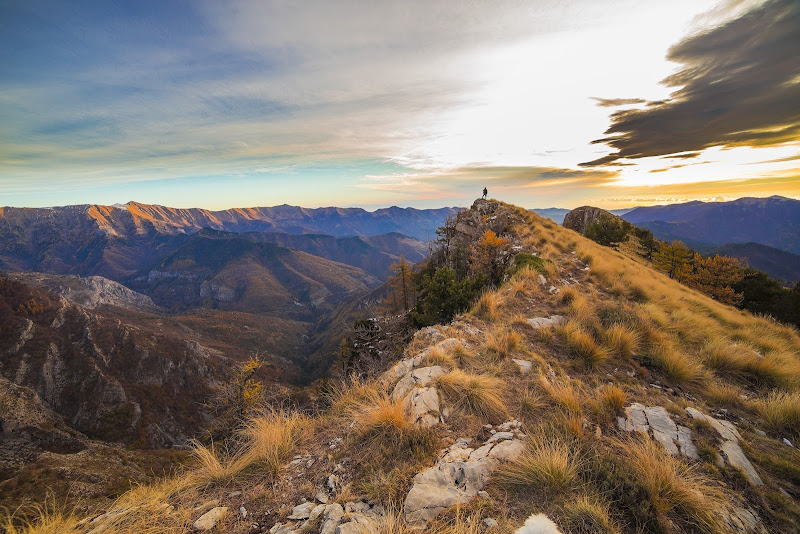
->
[482,187,487,199]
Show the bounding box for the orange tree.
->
[470,230,510,285]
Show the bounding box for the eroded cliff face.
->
[0,277,224,450]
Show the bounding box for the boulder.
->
[193,507,228,531]
[514,513,563,534]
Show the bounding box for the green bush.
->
[507,252,549,276]
[412,266,487,327]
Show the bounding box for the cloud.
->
[662,152,701,159]
[590,97,647,107]
[582,0,800,167]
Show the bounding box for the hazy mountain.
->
[126,231,381,317]
[698,242,800,283]
[214,230,428,280]
[622,196,800,254]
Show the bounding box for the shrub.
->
[437,369,507,421]
[584,215,631,248]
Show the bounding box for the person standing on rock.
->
[482,187,487,199]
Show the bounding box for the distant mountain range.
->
[621,196,800,255]
[0,202,443,281]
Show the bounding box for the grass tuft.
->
[755,391,800,437]
[239,409,308,475]
[561,495,620,534]
[603,324,640,359]
[437,369,507,421]
[483,327,524,359]
[618,437,727,533]
[496,436,581,497]
[472,290,499,321]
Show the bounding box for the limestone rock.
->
[392,366,446,400]
[404,422,525,527]
[321,503,345,534]
[512,359,533,374]
[618,403,698,459]
[526,316,563,329]
[562,206,620,235]
[686,407,763,486]
[514,513,563,534]
[288,501,316,520]
[193,507,228,531]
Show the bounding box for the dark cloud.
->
[582,0,800,167]
[590,97,646,107]
[662,152,701,159]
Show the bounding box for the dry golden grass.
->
[348,389,413,443]
[699,339,752,378]
[437,369,507,421]
[186,441,252,488]
[557,320,610,369]
[644,342,705,384]
[80,477,190,534]
[472,290,499,321]
[705,382,744,408]
[239,409,308,475]
[425,346,456,368]
[496,436,581,497]
[618,438,727,533]
[450,343,477,367]
[328,377,381,415]
[755,391,800,437]
[538,375,583,416]
[561,495,620,534]
[600,385,627,415]
[0,505,78,534]
[602,324,640,359]
[483,327,524,359]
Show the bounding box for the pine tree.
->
[653,240,693,281]
[688,253,744,305]
[386,257,414,312]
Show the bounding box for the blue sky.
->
[1,0,798,209]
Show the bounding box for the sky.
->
[1,0,798,210]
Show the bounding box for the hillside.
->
[622,196,800,254]
[11,199,800,534]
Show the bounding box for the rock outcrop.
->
[686,407,763,486]
[403,421,526,527]
[562,206,618,234]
